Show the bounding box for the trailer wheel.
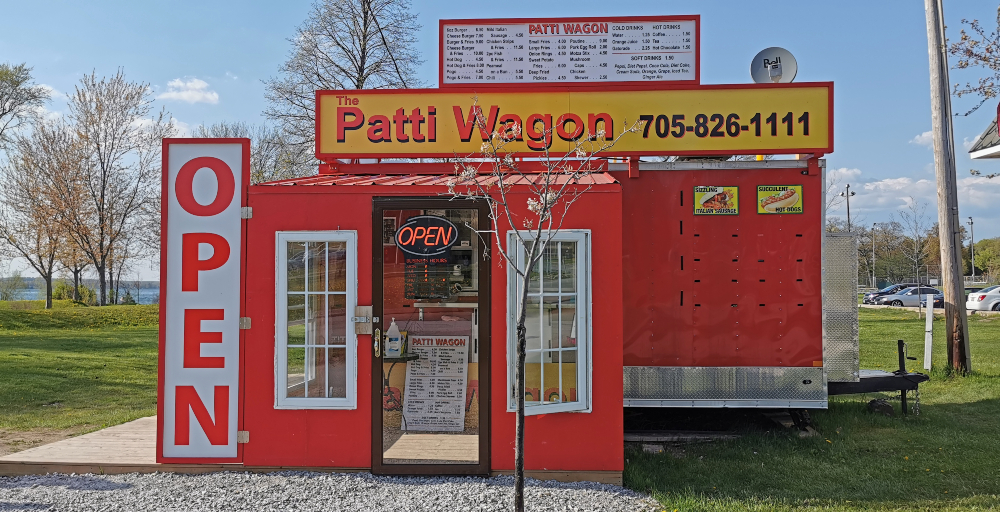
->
[891,300,903,307]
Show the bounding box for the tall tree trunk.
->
[72,268,81,301]
[44,274,53,309]
[97,264,107,306]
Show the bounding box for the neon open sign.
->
[395,215,459,257]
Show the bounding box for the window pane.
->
[548,350,563,403]
[307,242,326,292]
[525,295,541,351]
[559,297,577,350]
[328,294,347,346]
[560,351,578,403]
[560,241,577,293]
[327,348,347,398]
[328,242,348,292]
[286,347,305,397]
[526,243,540,293]
[543,296,559,349]
[287,242,306,292]
[306,347,324,397]
[307,294,326,345]
[525,361,541,404]
[287,294,305,345]
[542,243,560,292]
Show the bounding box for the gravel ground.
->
[0,471,659,511]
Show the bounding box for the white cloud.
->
[827,167,861,182]
[129,117,190,137]
[170,118,191,137]
[37,84,66,100]
[963,133,982,151]
[910,130,933,147]
[225,71,239,81]
[157,78,219,104]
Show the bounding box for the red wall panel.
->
[612,166,823,368]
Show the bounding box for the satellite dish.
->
[751,47,798,84]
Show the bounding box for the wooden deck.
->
[1,416,157,465]
[0,417,620,484]
[383,434,479,464]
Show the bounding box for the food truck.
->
[157,15,847,483]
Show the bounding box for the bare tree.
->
[264,0,422,152]
[193,121,312,183]
[0,120,84,308]
[894,198,933,283]
[949,6,1000,115]
[0,63,50,147]
[53,70,174,305]
[446,104,637,511]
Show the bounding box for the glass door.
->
[372,198,490,475]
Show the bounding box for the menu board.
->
[440,16,698,86]
[402,336,470,431]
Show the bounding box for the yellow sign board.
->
[316,83,832,159]
[693,186,738,215]
[757,185,803,214]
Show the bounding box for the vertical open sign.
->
[158,139,248,462]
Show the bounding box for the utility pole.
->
[839,184,856,231]
[925,0,972,373]
[968,217,975,281]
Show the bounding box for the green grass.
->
[0,299,84,310]
[626,308,1000,511]
[0,304,158,431]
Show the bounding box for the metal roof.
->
[256,172,618,187]
[970,117,1000,159]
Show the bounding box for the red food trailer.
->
[156,15,844,483]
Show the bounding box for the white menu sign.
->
[440,17,698,86]
[402,336,470,432]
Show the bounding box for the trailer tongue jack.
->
[827,339,929,416]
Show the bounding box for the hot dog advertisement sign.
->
[693,186,738,215]
[757,185,802,214]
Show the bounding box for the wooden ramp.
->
[1,416,156,465]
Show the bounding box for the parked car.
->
[965,287,985,301]
[966,285,1000,311]
[863,283,919,304]
[876,286,942,307]
[919,293,944,309]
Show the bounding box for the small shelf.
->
[412,302,480,309]
[383,353,420,363]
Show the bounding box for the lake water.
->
[9,287,160,305]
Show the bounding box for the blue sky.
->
[2,0,999,280]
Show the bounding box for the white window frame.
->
[275,231,358,409]
[506,230,592,415]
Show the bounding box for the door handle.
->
[374,328,381,358]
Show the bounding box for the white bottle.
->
[386,318,402,358]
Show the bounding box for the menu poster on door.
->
[402,336,470,432]
[440,16,698,86]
